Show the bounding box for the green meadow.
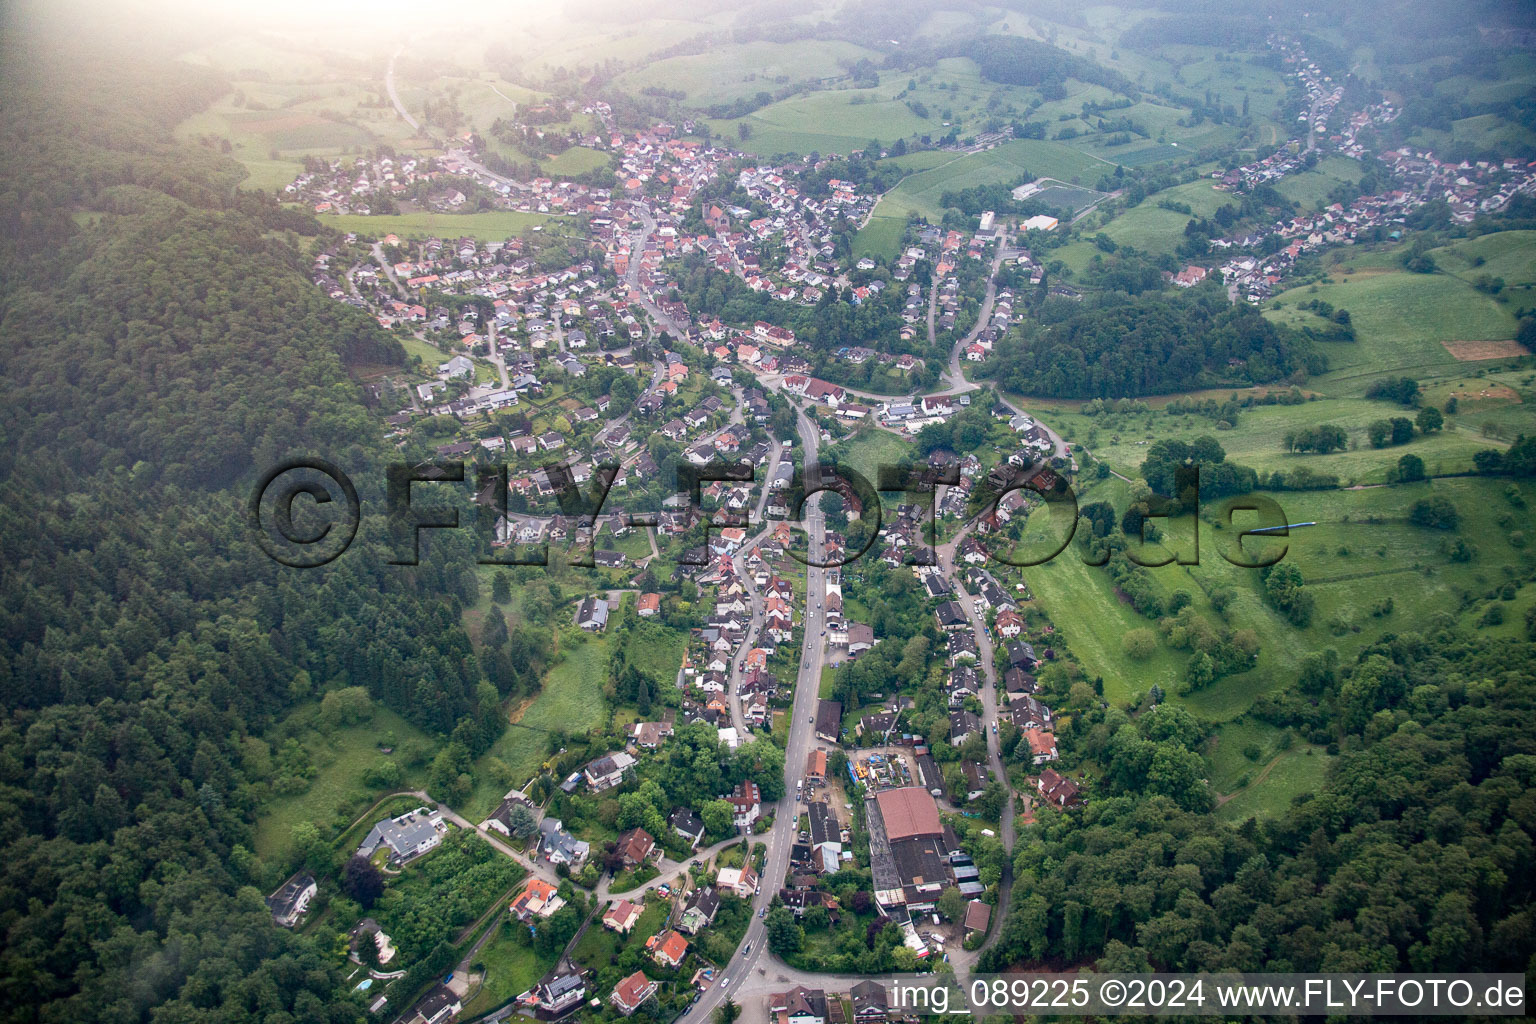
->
[618,40,880,106]
[853,216,907,261]
[1275,156,1365,209]
[253,703,437,863]
[464,634,612,819]
[1092,179,1234,250]
[461,922,560,1018]
[1021,476,1536,725]
[1207,718,1333,821]
[1087,396,1520,484]
[873,139,1113,222]
[1268,270,1521,394]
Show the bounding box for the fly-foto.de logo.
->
[249,457,1297,569]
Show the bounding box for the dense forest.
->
[980,285,1324,398]
[982,627,1536,976]
[963,36,1136,96]
[0,30,530,1024]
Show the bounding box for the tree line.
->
[0,38,525,1024]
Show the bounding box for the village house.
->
[772,987,828,1024]
[647,929,690,968]
[266,873,316,928]
[583,751,637,792]
[357,807,445,865]
[724,780,762,829]
[576,595,610,631]
[1036,767,1082,808]
[510,878,566,921]
[716,865,759,898]
[610,971,658,1016]
[670,807,706,848]
[527,964,587,1018]
[614,827,656,868]
[679,885,720,934]
[538,818,591,867]
[603,899,644,934]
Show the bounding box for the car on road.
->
[721,977,730,987]
[743,942,752,955]
[758,907,766,918]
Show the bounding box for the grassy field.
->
[542,147,612,177]
[710,90,936,158]
[173,34,421,193]
[325,211,555,242]
[1208,719,1334,821]
[873,140,1113,222]
[622,618,688,685]
[1089,179,1233,251]
[618,40,879,106]
[853,217,907,261]
[397,333,448,368]
[1023,476,1536,724]
[462,922,560,1018]
[1086,397,1517,484]
[823,426,913,491]
[253,704,436,862]
[572,899,668,971]
[1274,156,1365,209]
[465,634,612,819]
[1025,540,1193,703]
[878,151,957,173]
[1429,229,1536,296]
[1267,269,1520,395]
[708,55,1076,158]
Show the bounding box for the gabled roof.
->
[603,899,643,932]
[612,970,657,1011]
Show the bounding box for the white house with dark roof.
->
[266,873,316,928]
[357,808,444,864]
[583,751,636,791]
[577,595,610,631]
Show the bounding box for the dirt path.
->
[1216,753,1284,807]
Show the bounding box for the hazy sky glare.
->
[9,0,569,56]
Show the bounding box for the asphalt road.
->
[679,401,827,1024]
